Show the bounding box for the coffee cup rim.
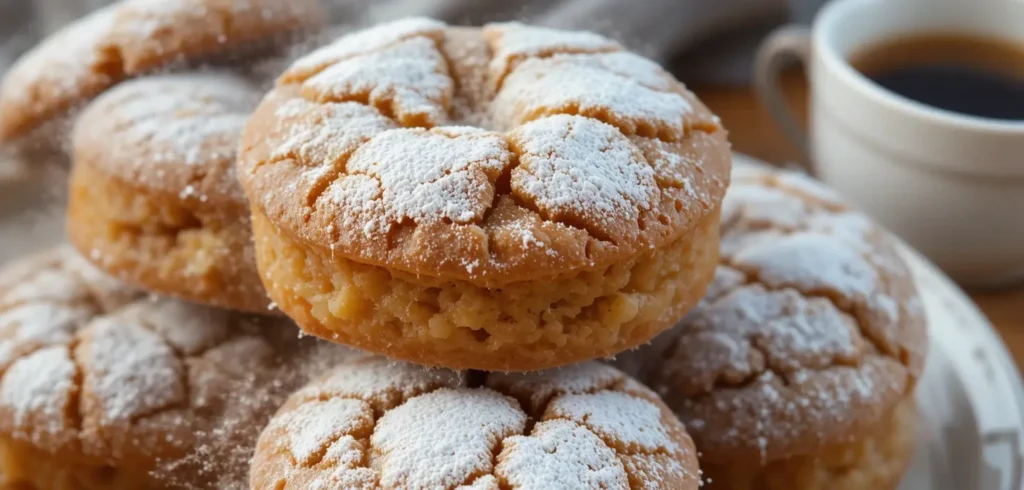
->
[815,0,1024,135]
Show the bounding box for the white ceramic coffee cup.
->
[754,0,1024,287]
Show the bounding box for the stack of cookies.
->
[0,2,928,489]
[0,2,335,489]
[237,18,730,490]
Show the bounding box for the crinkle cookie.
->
[68,72,269,313]
[0,0,322,143]
[251,357,701,490]
[640,164,927,490]
[0,247,314,489]
[237,18,732,371]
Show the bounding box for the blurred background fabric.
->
[0,0,827,86]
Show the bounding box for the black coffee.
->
[852,33,1024,121]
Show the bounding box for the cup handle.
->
[753,24,813,171]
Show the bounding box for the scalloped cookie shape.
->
[239,17,727,281]
[0,247,311,489]
[251,358,701,490]
[640,164,927,490]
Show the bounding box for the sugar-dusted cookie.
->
[237,18,732,371]
[0,0,322,143]
[251,358,701,489]
[68,72,269,313]
[642,164,927,490]
[0,247,314,489]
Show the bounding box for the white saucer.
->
[732,153,1024,490]
[899,245,1024,490]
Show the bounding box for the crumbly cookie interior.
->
[68,161,267,313]
[252,208,718,371]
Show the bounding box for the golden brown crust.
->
[0,0,322,142]
[645,164,927,468]
[0,247,314,488]
[700,394,917,490]
[67,73,269,313]
[104,0,322,75]
[0,7,122,144]
[250,359,701,490]
[0,437,150,489]
[238,19,731,287]
[71,72,257,216]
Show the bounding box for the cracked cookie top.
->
[72,72,261,214]
[0,0,322,142]
[0,247,312,487]
[251,357,700,490]
[646,164,928,465]
[238,18,731,286]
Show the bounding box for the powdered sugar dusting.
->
[272,101,397,169]
[806,212,877,254]
[84,317,185,423]
[246,21,729,282]
[496,419,629,489]
[91,73,258,167]
[325,175,385,236]
[721,184,808,231]
[650,165,925,464]
[509,115,657,242]
[494,57,692,140]
[774,170,844,204]
[119,299,230,356]
[301,37,453,127]
[62,253,139,310]
[273,97,316,119]
[314,436,377,489]
[279,398,373,465]
[483,21,621,89]
[629,136,700,193]
[297,357,460,413]
[487,361,624,415]
[673,284,862,395]
[372,388,526,489]
[136,115,248,166]
[457,475,500,490]
[546,391,675,453]
[0,346,76,440]
[0,248,306,489]
[732,232,880,300]
[255,359,697,489]
[0,5,116,113]
[1,267,91,307]
[114,0,318,38]
[334,126,512,231]
[282,17,446,84]
[578,52,676,93]
[0,303,94,371]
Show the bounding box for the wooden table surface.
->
[692,75,1024,373]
